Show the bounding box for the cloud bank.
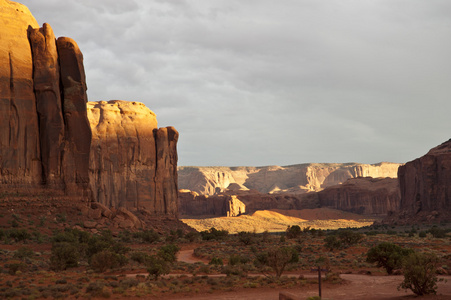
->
[20,0,451,166]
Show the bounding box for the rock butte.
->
[0,0,179,227]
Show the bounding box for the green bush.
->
[324,235,342,251]
[238,231,255,245]
[146,255,170,280]
[90,250,125,273]
[286,225,301,239]
[158,244,180,263]
[399,252,441,295]
[50,242,80,271]
[209,257,223,265]
[13,247,34,260]
[366,242,414,275]
[200,227,228,240]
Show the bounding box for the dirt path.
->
[163,274,451,300]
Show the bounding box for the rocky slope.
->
[0,1,179,221]
[178,162,401,195]
[392,139,451,223]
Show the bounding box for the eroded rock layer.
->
[318,177,400,215]
[88,101,178,215]
[178,162,401,196]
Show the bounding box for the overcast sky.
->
[20,0,451,167]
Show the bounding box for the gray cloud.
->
[20,0,451,166]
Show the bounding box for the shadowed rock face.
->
[397,139,451,221]
[318,177,400,215]
[0,1,179,218]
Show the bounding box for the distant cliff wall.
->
[318,177,400,215]
[178,162,401,196]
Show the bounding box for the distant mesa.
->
[0,0,179,229]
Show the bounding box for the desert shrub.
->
[419,231,427,238]
[132,229,160,243]
[185,231,200,242]
[286,225,302,239]
[86,230,129,260]
[50,242,80,271]
[200,227,228,240]
[158,244,180,263]
[130,252,150,264]
[13,247,34,260]
[324,230,363,251]
[146,255,170,280]
[7,262,27,275]
[209,257,223,265]
[337,230,363,245]
[5,228,31,242]
[366,242,414,275]
[237,231,255,245]
[90,250,125,273]
[399,252,441,295]
[428,226,447,238]
[324,235,342,251]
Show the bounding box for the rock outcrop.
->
[0,1,179,220]
[178,189,319,217]
[178,191,246,217]
[88,101,178,215]
[318,177,400,215]
[395,139,451,223]
[178,162,401,196]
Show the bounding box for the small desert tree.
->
[366,242,413,275]
[256,246,298,278]
[399,252,441,296]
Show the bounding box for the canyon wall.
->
[179,162,401,196]
[318,177,400,215]
[88,100,178,215]
[395,139,451,222]
[0,1,179,217]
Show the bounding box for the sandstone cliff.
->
[88,101,178,215]
[394,139,451,223]
[0,1,179,220]
[318,177,400,215]
[178,162,401,196]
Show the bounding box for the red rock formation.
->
[88,101,178,216]
[396,139,451,222]
[0,1,180,220]
[0,1,41,185]
[28,23,65,186]
[57,37,92,193]
[318,177,400,215]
